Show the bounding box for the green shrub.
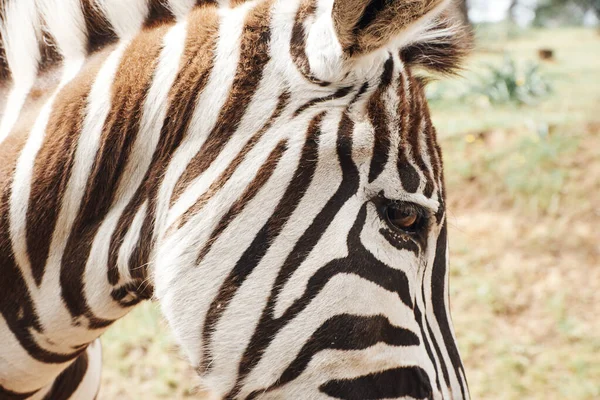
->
[472,56,552,106]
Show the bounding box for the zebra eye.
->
[384,203,424,233]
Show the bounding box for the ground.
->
[99,27,600,399]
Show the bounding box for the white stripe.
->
[0,0,40,83]
[167,0,195,19]
[0,0,41,142]
[116,200,149,282]
[95,0,148,39]
[67,340,103,400]
[37,0,87,60]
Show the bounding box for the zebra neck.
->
[0,40,170,395]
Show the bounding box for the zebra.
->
[0,0,472,398]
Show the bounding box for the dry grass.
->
[445,123,600,399]
[98,27,600,399]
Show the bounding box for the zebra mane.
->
[0,0,224,84]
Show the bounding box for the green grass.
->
[101,303,197,399]
[99,27,600,399]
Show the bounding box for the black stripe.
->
[406,77,434,197]
[289,0,331,86]
[176,91,290,226]
[397,145,421,193]
[355,0,389,31]
[200,112,324,373]
[0,0,10,82]
[81,0,118,54]
[42,350,90,400]
[264,314,419,392]
[61,28,167,326]
[229,111,362,397]
[425,313,451,388]
[319,367,433,399]
[414,303,443,393]
[195,139,288,263]
[0,186,84,364]
[293,85,354,117]
[430,223,469,395]
[379,227,420,254]
[145,0,175,28]
[367,56,394,183]
[0,385,38,400]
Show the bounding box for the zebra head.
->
[151,0,472,398]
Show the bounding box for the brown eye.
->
[385,203,422,232]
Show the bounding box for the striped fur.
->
[0,0,471,398]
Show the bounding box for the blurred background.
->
[99,1,600,398]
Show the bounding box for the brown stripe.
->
[26,50,107,287]
[289,0,330,86]
[195,139,288,264]
[176,90,290,228]
[82,23,171,287]
[81,0,118,54]
[58,26,167,327]
[172,0,273,202]
[107,7,219,293]
[229,0,249,7]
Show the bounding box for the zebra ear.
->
[331,0,453,57]
[399,7,473,75]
